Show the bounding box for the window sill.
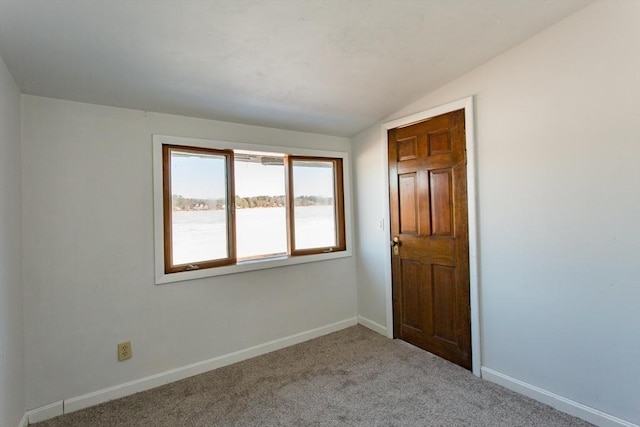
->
[155,249,352,284]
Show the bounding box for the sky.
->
[170,152,334,199]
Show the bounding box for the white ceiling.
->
[0,0,590,137]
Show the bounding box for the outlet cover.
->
[118,341,132,361]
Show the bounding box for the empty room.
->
[0,1,638,426]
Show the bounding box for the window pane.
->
[292,160,336,250]
[234,151,287,259]
[170,149,228,265]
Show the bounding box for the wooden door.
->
[388,109,471,370]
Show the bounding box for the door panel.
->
[389,109,471,370]
[429,170,453,236]
[400,259,424,331]
[427,129,451,156]
[399,174,418,234]
[397,136,419,161]
[432,264,456,343]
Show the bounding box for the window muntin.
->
[162,145,235,273]
[160,143,346,276]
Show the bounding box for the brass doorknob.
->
[391,236,400,255]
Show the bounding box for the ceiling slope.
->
[0,0,590,136]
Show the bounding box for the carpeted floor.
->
[33,325,593,426]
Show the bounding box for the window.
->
[154,136,350,283]
[163,145,235,273]
[288,157,346,255]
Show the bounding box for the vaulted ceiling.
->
[0,0,590,136]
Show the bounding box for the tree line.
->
[172,194,332,211]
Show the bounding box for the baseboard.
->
[25,400,63,424]
[481,367,638,427]
[28,317,358,423]
[357,315,388,336]
[18,412,29,427]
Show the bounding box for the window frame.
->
[286,156,346,256]
[162,144,236,273]
[153,135,352,284]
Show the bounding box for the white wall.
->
[21,95,357,410]
[353,1,639,425]
[0,54,25,426]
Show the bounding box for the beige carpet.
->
[33,325,592,426]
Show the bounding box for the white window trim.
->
[152,134,353,284]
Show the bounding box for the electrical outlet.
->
[117,341,132,361]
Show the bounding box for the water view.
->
[172,205,336,264]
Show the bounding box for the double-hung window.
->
[153,135,350,283]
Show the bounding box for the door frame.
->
[381,96,481,377]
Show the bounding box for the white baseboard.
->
[18,412,29,427]
[28,317,358,423]
[26,400,63,424]
[481,367,638,427]
[357,315,388,336]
